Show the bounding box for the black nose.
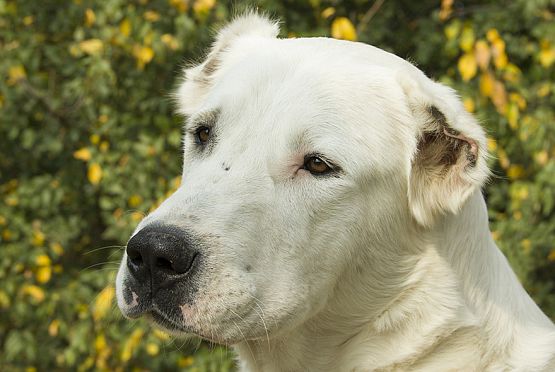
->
[126,225,198,292]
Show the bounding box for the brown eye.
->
[194,126,210,145]
[304,156,332,175]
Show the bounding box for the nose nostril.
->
[126,226,199,283]
[127,249,143,266]
[156,257,173,271]
[130,255,143,266]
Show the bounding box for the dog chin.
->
[145,310,246,345]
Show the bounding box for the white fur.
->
[116,13,555,371]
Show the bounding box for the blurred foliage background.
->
[1,0,554,370]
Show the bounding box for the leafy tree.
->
[1,0,553,370]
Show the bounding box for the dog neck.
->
[234,191,555,372]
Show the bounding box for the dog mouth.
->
[147,306,188,333]
[147,306,231,344]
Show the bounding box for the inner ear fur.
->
[401,75,489,227]
[416,106,478,172]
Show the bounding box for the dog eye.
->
[194,126,210,145]
[304,156,333,175]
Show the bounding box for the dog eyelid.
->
[303,154,336,176]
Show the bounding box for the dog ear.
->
[399,73,490,227]
[175,12,279,116]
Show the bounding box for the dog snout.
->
[126,225,199,292]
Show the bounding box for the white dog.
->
[116,13,555,371]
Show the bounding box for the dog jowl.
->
[116,13,555,372]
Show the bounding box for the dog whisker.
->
[83,245,126,255]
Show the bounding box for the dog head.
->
[115,13,489,344]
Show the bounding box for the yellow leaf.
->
[144,10,160,22]
[95,334,107,352]
[0,215,5,225]
[506,102,519,130]
[537,83,551,97]
[321,7,335,19]
[439,0,453,21]
[88,163,103,185]
[444,20,461,40]
[507,165,525,180]
[128,194,143,208]
[534,150,549,166]
[36,266,52,284]
[491,38,507,70]
[7,65,26,85]
[22,285,45,302]
[458,52,477,81]
[521,239,532,253]
[69,45,81,57]
[23,16,34,26]
[121,329,144,362]
[93,285,115,321]
[132,45,155,70]
[161,34,179,50]
[51,242,64,256]
[99,141,109,152]
[486,28,500,42]
[79,39,103,55]
[48,319,60,337]
[503,63,521,83]
[492,80,507,113]
[146,343,159,356]
[539,43,555,68]
[193,0,215,15]
[90,134,100,144]
[487,137,497,152]
[509,93,526,110]
[331,17,357,41]
[36,254,51,266]
[153,329,171,341]
[169,0,188,13]
[0,290,10,308]
[463,97,475,113]
[120,18,131,37]
[548,249,555,262]
[497,148,510,169]
[474,40,490,70]
[32,231,45,247]
[80,357,94,371]
[5,196,18,207]
[85,8,96,27]
[131,211,144,222]
[73,147,91,161]
[178,356,194,368]
[514,185,529,201]
[459,26,475,52]
[479,73,495,97]
[494,52,508,70]
[172,176,181,190]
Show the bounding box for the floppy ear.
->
[175,12,279,116]
[399,73,490,227]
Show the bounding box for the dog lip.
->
[149,306,186,332]
[121,301,151,319]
